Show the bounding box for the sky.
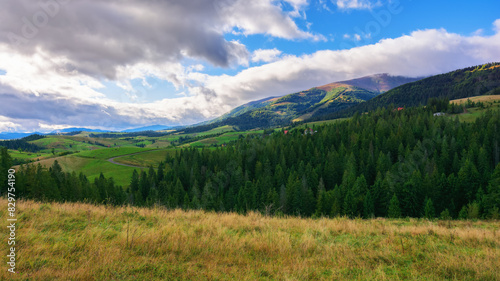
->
[0,0,499,132]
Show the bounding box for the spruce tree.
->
[424,198,435,219]
[363,190,375,219]
[388,193,401,218]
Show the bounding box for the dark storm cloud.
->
[0,0,253,79]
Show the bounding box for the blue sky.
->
[0,0,499,132]
[122,0,500,103]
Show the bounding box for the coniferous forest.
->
[5,103,500,220]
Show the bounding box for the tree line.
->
[3,104,500,219]
[123,105,500,219]
[0,134,44,152]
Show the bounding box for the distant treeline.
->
[90,131,170,138]
[6,104,500,219]
[0,134,45,152]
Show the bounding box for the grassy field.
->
[448,95,500,123]
[113,149,174,168]
[8,150,53,161]
[16,147,154,186]
[299,118,350,128]
[75,147,155,160]
[19,155,138,187]
[187,130,263,147]
[1,199,499,280]
[450,95,500,105]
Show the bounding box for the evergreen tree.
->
[130,170,139,194]
[363,190,375,218]
[343,188,356,218]
[423,198,435,219]
[388,194,401,218]
[0,147,13,194]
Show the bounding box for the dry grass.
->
[450,95,500,105]
[1,199,499,280]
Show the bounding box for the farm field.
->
[10,126,268,186]
[113,149,175,168]
[18,154,138,187]
[448,95,500,122]
[450,94,500,105]
[75,147,156,160]
[1,198,499,281]
[298,117,350,128]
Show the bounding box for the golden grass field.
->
[1,199,499,280]
[450,95,500,105]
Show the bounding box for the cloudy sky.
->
[0,0,499,132]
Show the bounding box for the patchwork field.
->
[1,199,499,280]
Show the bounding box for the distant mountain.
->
[191,74,421,131]
[325,62,500,119]
[49,127,112,134]
[335,73,423,93]
[202,96,279,125]
[0,132,43,140]
[121,125,172,133]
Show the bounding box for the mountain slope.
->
[324,73,422,93]
[205,96,278,125]
[325,63,500,119]
[195,74,420,131]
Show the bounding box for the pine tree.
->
[343,188,356,218]
[363,190,375,219]
[201,181,216,210]
[388,193,401,218]
[0,147,13,195]
[314,178,327,217]
[130,170,139,193]
[424,198,435,219]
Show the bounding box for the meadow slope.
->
[1,199,499,280]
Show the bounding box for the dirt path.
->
[107,149,161,169]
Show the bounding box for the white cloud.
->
[0,0,499,133]
[220,0,324,41]
[195,25,500,111]
[472,29,484,36]
[335,0,379,10]
[0,0,319,80]
[38,123,73,131]
[0,116,22,132]
[252,49,283,63]
[494,19,500,33]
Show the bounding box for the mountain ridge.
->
[189,73,422,131]
[321,62,500,120]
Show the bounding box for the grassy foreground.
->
[1,199,499,280]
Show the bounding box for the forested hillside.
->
[191,74,419,131]
[0,134,44,152]
[322,63,500,120]
[8,102,500,219]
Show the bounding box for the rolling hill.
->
[192,74,421,131]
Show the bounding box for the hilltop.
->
[325,62,500,119]
[194,74,420,131]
